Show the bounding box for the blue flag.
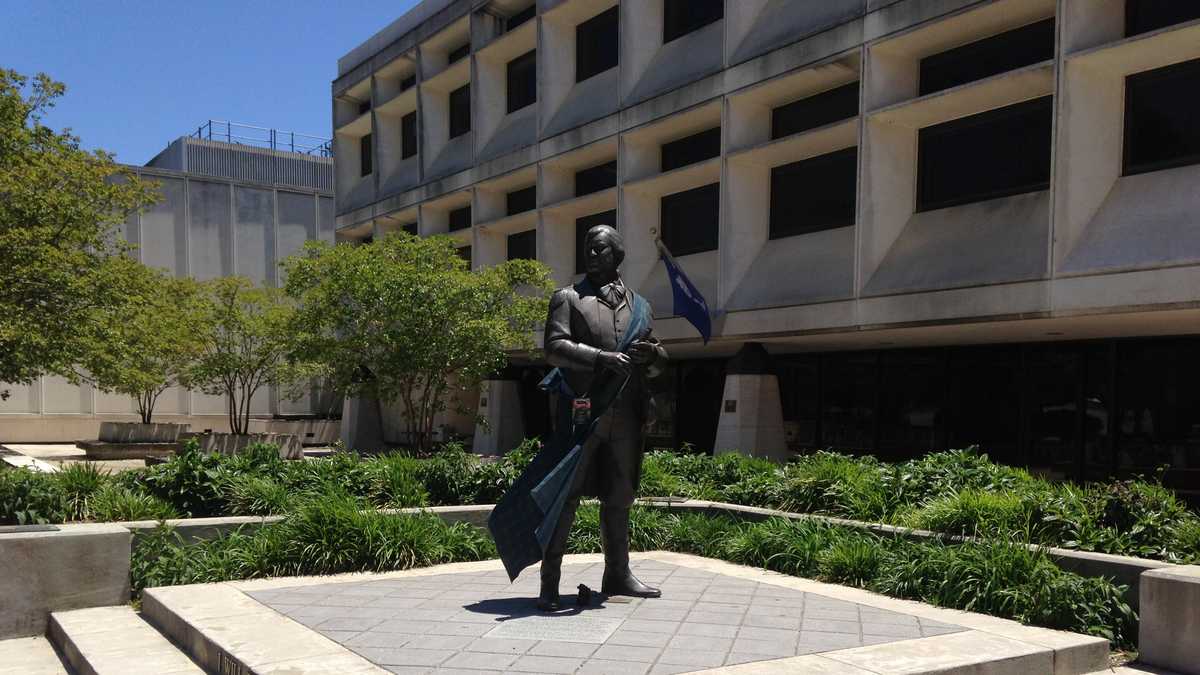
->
[659,242,712,344]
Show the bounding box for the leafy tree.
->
[189,277,305,435]
[79,257,206,423]
[0,70,157,395]
[283,233,553,452]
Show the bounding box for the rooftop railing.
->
[193,120,333,157]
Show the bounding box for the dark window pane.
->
[507,186,536,216]
[359,134,373,177]
[878,350,946,461]
[448,205,472,232]
[661,183,719,256]
[457,245,472,265]
[661,127,721,172]
[507,4,535,31]
[575,160,617,197]
[1026,345,1083,481]
[1126,0,1200,36]
[917,97,1052,211]
[776,356,819,448]
[400,74,417,91]
[507,50,537,113]
[1116,339,1200,493]
[357,99,371,115]
[449,85,472,138]
[576,6,619,82]
[946,346,1021,467]
[402,222,418,236]
[821,352,877,451]
[401,112,418,159]
[919,19,1055,96]
[664,0,723,44]
[448,43,470,64]
[1124,58,1200,175]
[770,147,857,239]
[576,210,616,273]
[772,82,859,140]
[507,229,537,261]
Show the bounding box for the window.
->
[507,230,537,261]
[663,0,723,44]
[661,127,721,172]
[1126,0,1200,36]
[660,183,719,256]
[916,97,1052,211]
[401,112,418,159]
[359,134,373,177]
[457,245,472,265]
[507,186,536,216]
[575,210,616,273]
[770,148,857,239]
[919,19,1055,96]
[772,83,859,140]
[507,4,535,31]
[357,99,371,115]
[576,6,619,83]
[448,205,472,231]
[507,50,537,113]
[402,222,418,236]
[448,43,470,64]
[449,85,471,138]
[1124,58,1200,176]
[575,160,617,197]
[400,74,417,91]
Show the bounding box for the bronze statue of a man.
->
[536,224,668,611]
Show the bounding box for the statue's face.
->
[585,232,619,277]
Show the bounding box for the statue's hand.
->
[628,340,658,366]
[597,351,633,375]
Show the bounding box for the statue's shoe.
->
[537,581,563,612]
[601,570,661,598]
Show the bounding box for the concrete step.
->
[47,605,204,675]
[0,636,70,674]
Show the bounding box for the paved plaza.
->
[246,559,965,674]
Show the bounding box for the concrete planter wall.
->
[246,418,340,446]
[182,432,303,460]
[98,422,188,444]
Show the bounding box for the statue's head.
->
[584,224,624,280]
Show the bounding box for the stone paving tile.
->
[248,560,968,674]
[576,659,650,674]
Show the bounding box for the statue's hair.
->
[585,224,625,266]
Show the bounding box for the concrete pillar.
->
[1139,565,1200,674]
[713,343,788,461]
[473,377,525,456]
[340,395,384,453]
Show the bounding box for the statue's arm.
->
[641,322,668,380]
[544,288,600,371]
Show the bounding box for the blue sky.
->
[1,0,421,165]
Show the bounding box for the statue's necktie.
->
[600,282,625,308]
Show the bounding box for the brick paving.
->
[247,560,964,674]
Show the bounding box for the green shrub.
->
[56,462,110,521]
[130,439,229,517]
[0,467,68,524]
[223,476,294,516]
[367,454,428,509]
[778,451,884,516]
[87,486,178,522]
[908,489,1043,538]
[1173,517,1200,564]
[818,536,883,587]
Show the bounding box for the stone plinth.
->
[714,343,788,461]
[98,421,188,443]
[0,523,131,639]
[1140,564,1200,674]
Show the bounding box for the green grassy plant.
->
[86,486,178,522]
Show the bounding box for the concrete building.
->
[333,0,1200,495]
[0,123,338,442]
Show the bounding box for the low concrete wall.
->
[98,422,188,443]
[1139,565,1200,674]
[247,418,340,446]
[0,523,131,639]
[183,432,303,460]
